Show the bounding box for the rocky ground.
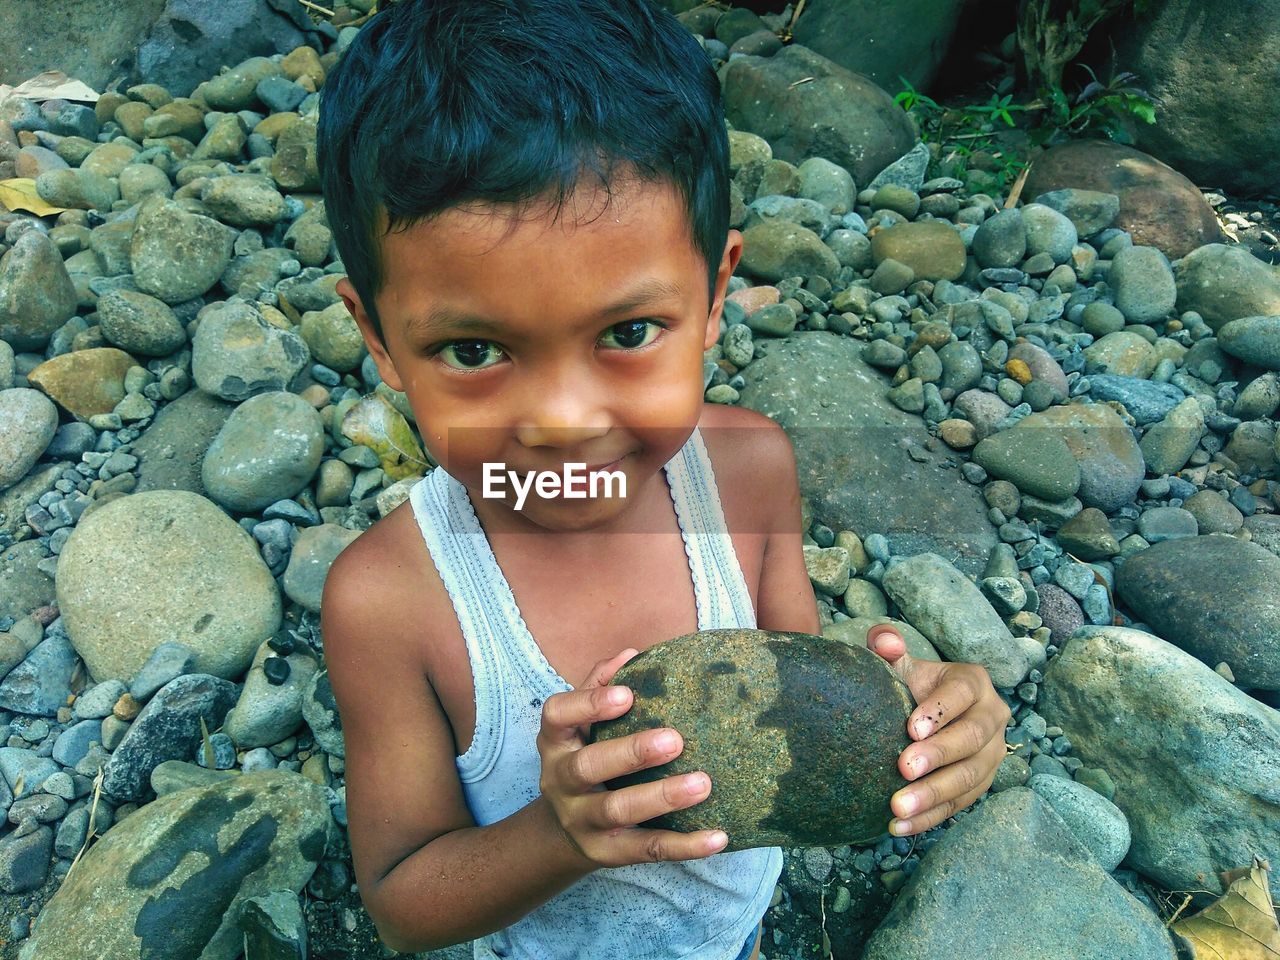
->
[0,2,1278,959]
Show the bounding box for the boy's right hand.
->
[536,648,729,869]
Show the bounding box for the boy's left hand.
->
[865,625,1012,837]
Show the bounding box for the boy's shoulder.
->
[698,402,799,489]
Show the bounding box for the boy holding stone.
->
[316,1,1010,956]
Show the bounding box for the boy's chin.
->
[497,494,640,534]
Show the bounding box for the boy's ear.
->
[703,229,744,352]
[336,277,406,393]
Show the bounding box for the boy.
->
[316,1,1011,957]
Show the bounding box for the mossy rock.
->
[589,628,913,851]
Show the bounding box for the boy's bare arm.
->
[748,416,821,635]
[321,539,587,951]
[321,533,723,953]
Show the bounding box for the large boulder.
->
[1039,626,1280,895]
[590,629,913,849]
[19,770,329,960]
[721,44,915,188]
[1115,535,1280,690]
[1174,244,1280,332]
[0,0,165,90]
[1022,140,1223,259]
[131,0,324,99]
[1113,0,1280,197]
[55,490,281,683]
[737,333,997,575]
[790,0,966,93]
[861,788,1178,960]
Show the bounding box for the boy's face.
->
[337,174,743,535]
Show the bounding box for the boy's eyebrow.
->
[403,277,685,339]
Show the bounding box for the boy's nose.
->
[513,373,612,450]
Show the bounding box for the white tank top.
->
[408,426,783,959]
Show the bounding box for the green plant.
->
[1028,63,1156,146]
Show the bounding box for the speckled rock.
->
[0,230,78,352]
[1115,535,1280,689]
[130,196,234,304]
[1217,315,1280,370]
[191,300,310,402]
[1034,583,1086,647]
[861,788,1177,960]
[1083,331,1156,378]
[971,429,1080,501]
[590,629,912,850]
[1174,244,1280,332]
[0,389,58,492]
[201,391,324,513]
[281,523,362,612]
[1138,396,1204,476]
[19,771,328,960]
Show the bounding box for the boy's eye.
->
[599,320,663,350]
[438,339,505,370]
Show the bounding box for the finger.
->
[578,648,642,690]
[539,685,635,750]
[567,727,685,793]
[889,737,1004,835]
[904,664,988,741]
[866,623,906,663]
[899,711,997,780]
[594,765,713,831]
[612,827,730,865]
[891,731,1003,822]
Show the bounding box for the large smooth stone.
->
[860,788,1178,960]
[1011,404,1145,513]
[589,629,913,850]
[1115,535,1280,690]
[1022,140,1223,259]
[738,332,997,576]
[19,770,329,960]
[56,490,281,683]
[1039,625,1280,895]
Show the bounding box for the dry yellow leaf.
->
[0,178,69,217]
[340,393,429,482]
[1173,858,1280,960]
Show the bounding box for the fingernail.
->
[910,754,927,776]
[608,687,629,705]
[654,731,679,752]
[685,773,708,795]
[896,792,919,816]
[889,819,910,836]
[914,718,932,739]
[708,832,728,851]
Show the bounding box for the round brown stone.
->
[589,628,913,850]
[1023,140,1223,260]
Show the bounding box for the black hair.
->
[316,0,730,345]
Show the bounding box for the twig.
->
[65,766,105,883]
[299,0,335,15]
[1003,162,1031,209]
[1163,893,1192,927]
